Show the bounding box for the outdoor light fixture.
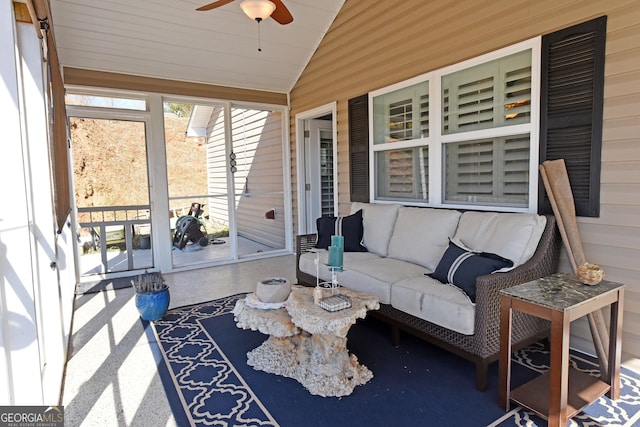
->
[240,0,276,51]
[240,0,276,22]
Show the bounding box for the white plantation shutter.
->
[373,81,429,144]
[443,76,494,133]
[445,135,529,206]
[388,99,414,141]
[443,50,532,134]
[320,136,334,217]
[376,147,428,200]
[504,66,532,124]
[419,93,430,137]
[502,135,530,201]
[445,139,494,199]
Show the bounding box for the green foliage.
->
[164,102,193,118]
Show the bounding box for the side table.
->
[498,272,624,427]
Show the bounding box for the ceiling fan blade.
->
[196,0,235,12]
[270,0,293,25]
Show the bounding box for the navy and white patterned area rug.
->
[150,294,640,427]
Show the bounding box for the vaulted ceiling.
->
[50,0,346,94]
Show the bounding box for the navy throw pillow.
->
[429,240,513,302]
[315,209,367,252]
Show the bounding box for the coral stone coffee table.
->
[232,285,380,397]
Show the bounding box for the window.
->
[370,39,539,211]
[444,135,529,206]
[371,80,430,203]
[442,50,532,134]
[441,49,534,208]
[376,146,428,200]
[65,93,147,110]
[372,81,429,144]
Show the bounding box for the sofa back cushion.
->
[452,211,547,267]
[387,207,462,270]
[429,239,514,302]
[315,209,367,252]
[350,202,400,257]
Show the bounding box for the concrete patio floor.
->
[61,254,297,427]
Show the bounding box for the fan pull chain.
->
[257,19,262,52]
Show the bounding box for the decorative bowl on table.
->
[577,262,605,286]
[256,277,291,303]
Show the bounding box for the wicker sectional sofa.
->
[296,203,560,390]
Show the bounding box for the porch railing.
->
[77,205,151,273]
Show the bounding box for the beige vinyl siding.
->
[232,109,286,249]
[206,108,286,249]
[289,0,640,367]
[206,107,229,227]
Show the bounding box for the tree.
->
[164,102,193,118]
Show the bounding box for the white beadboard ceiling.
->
[50,0,345,93]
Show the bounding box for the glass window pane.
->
[442,50,531,135]
[373,81,429,144]
[69,117,152,274]
[66,94,147,110]
[444,134,530,207]
[375,146,428,201]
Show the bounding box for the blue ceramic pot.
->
[135,287,170,321]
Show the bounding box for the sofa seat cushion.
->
[350,202,400,257]
[340,257,429,304]
[299,251,391,302]
[300,252,427,304]
[387,207,462,270]
[391,276,476,335]
[299,250,382,283]
[452,211,546,267]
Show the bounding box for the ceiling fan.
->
[196,0,294,25]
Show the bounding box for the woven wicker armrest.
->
[473,214,560,353]
[296,233,317,250]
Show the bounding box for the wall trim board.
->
[63,67,288,106]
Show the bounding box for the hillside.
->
[70,115,207,211]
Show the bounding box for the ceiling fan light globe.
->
[240,0,276,21]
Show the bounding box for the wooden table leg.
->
[608,289,624,399]
[548,309,571,427]
[498,295,513,410]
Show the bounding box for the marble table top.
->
[501,272,624,311]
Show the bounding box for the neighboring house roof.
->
[50,0,346,93]
[186,105,215,137]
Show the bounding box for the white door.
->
[304,119,335,233]
[1,14,70,404]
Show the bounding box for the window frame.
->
[369,37,541,212]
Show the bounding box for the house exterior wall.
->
[289,0,640,367]
[207,107,287,249]
[232,109,287,249]
[206,107,230,226]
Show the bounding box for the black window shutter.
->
[349,94,370,202]
[538,16,607,217]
